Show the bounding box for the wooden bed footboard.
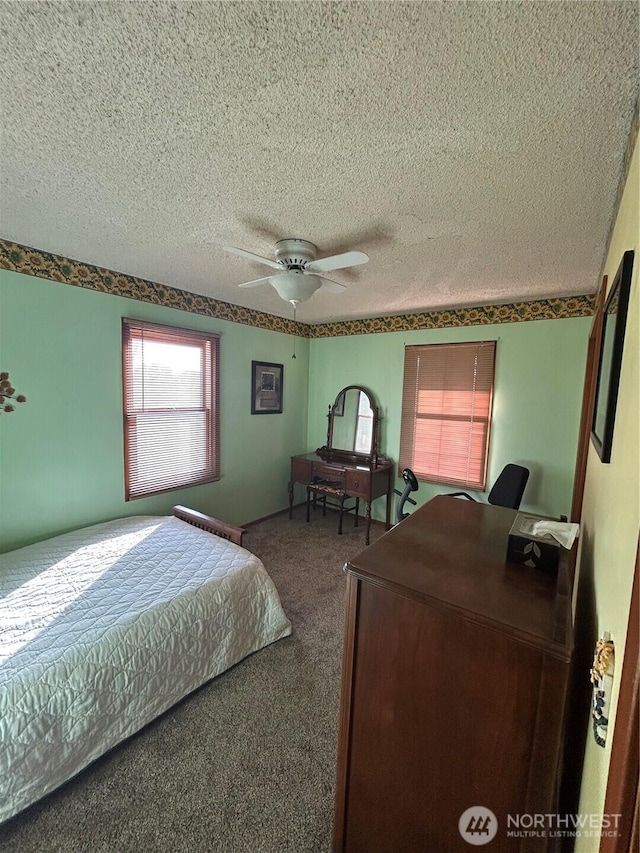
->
[172,505,246,547]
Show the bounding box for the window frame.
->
[398,340,496,491]
[122,319,220,501]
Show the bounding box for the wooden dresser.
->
[333,496,573,852]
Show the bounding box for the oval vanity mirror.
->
[317,385,380,464]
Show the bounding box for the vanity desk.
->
[288,453,393,545]
[288,386,394,545]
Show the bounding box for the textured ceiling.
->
[1,1,638,324]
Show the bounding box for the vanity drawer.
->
[345,468,370,497]
[312,463,346,485]
[291,458,313,483]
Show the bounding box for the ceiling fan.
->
[223,239,369,305]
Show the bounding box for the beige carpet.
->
[0,507,383,853]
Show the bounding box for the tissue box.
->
[507,513,561,572]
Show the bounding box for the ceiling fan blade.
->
[318,276,347,294]
[223,246,281,270]
[306,251,369,273]
[237,276,273,288]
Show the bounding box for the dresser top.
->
[291,452,392,471]
[345,496,573,659]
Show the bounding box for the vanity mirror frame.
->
[316,385,381,466]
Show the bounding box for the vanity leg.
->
[365,502,372,546]
[288,481,294,519]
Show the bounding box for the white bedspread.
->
[0,515,291,823]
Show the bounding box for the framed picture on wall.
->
[251,361,283,414]
[590,250,634,463]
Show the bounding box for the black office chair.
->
[393,468,419,523]
[448,464,530,510]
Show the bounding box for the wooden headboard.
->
[172,505,246,547]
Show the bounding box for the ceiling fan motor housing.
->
[274,238,318,269]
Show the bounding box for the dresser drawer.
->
[312,463,347,485]
[291,458,313,483]
[345,468,370,497]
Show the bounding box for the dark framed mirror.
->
[591,249,634,463]
[316,385,380,464]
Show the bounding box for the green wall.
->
[308,319,591,520]
[1,267,591,553]
[0,270,309,552]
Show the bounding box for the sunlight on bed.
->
[0,524,161,661]
[0,513,291,824]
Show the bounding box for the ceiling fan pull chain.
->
[292,302,297,359]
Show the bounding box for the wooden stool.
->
[306,479,359,534]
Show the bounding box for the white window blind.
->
[122,319,219,500]
[398,341,496,490]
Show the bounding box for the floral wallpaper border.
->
[0,238,595,338]
[309,294,596,337]
[0,239,308,337]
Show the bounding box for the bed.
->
[0,506,292,823]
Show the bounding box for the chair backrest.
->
[487,464,530,509]
[395,468,419,523]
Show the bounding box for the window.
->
[398,341,496,490]
[122,319,219,500]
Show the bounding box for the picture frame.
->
[251,361,283,414]
[590,250,634,463]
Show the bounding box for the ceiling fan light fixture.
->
[226,238,365,304]
[270,271,322,304]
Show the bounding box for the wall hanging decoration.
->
[251,361,283,414]
[0,372,27,413]
[590,633,615,747]
[591,250,634,462]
